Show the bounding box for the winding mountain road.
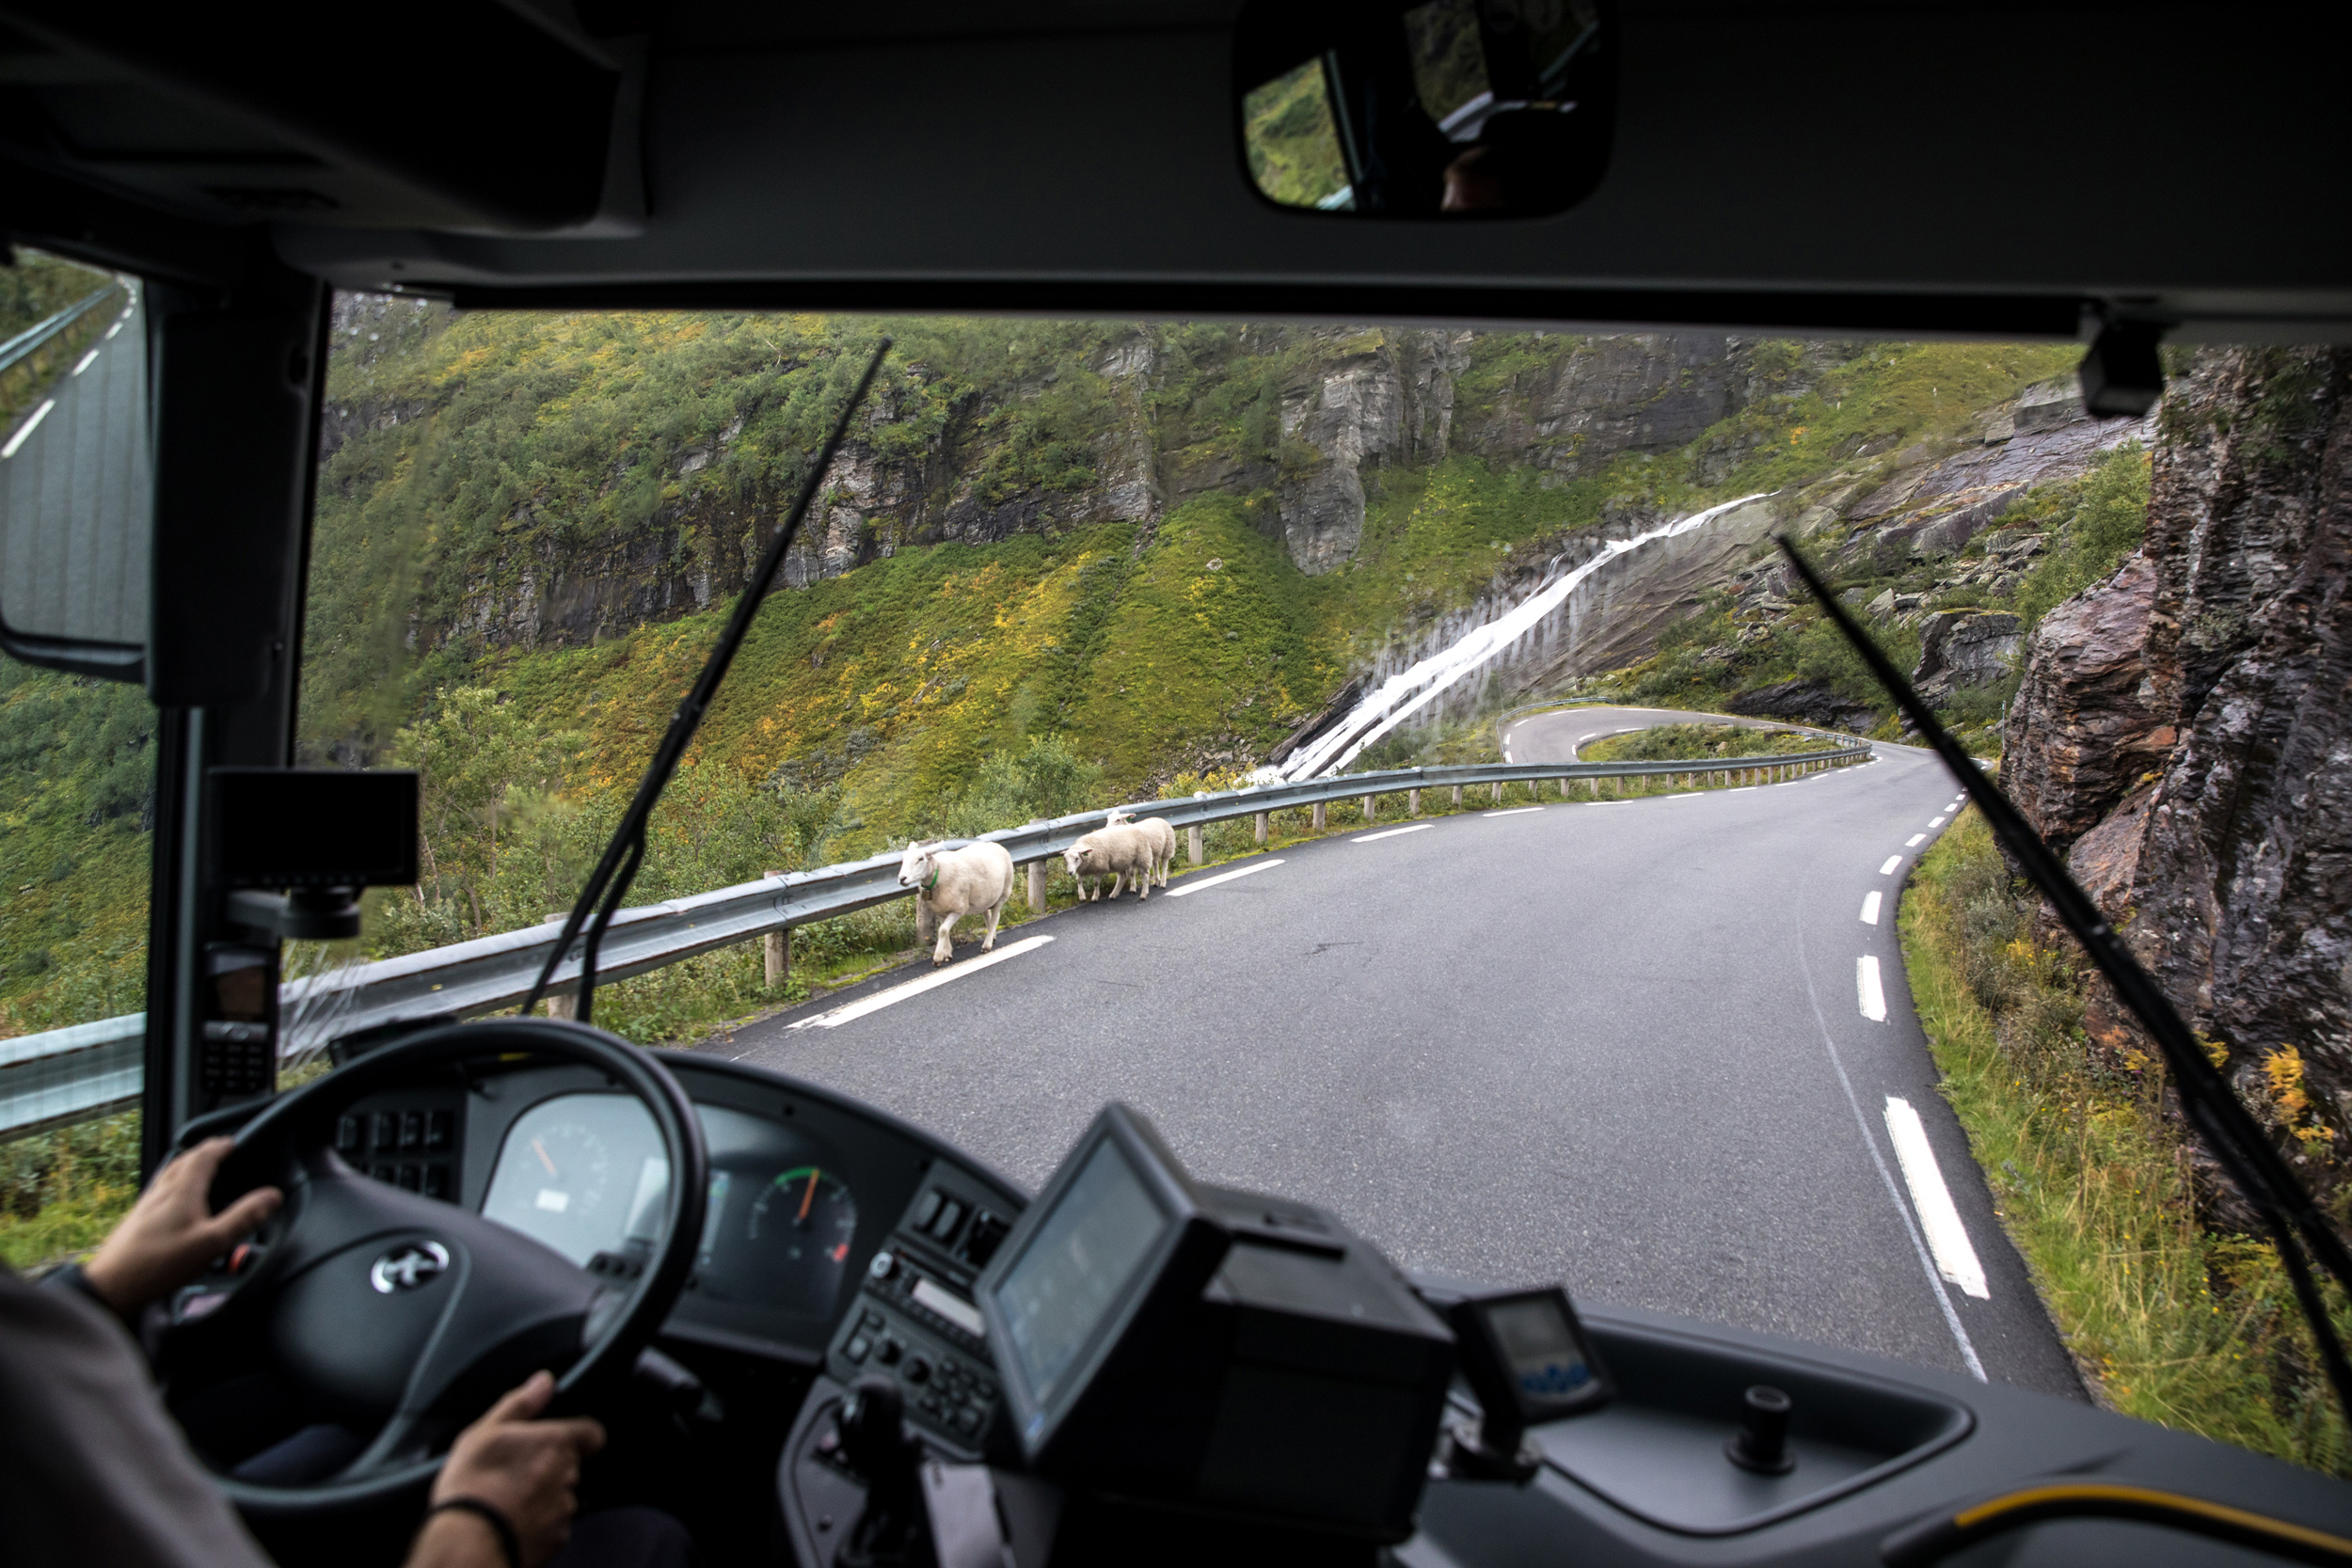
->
[700,711,2081,1398]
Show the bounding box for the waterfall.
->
[1275,492,1771,780]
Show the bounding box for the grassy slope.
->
[1903,810,2349,1475]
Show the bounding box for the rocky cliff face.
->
[2004,347,2352,1191]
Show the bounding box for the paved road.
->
[0,283,147,646]
[1504,702,1799,761]
[699,716,2082,1398]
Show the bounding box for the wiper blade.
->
[1776,534,2352,1431]
[523,337,894,1023]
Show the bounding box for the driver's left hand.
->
[82,1136,282,1316]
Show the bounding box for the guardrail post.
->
[1027,859,1047,912]
[1491,782,1502,804]
[548,992,578,1020]
[1361,792,1375,822]
[1311,801,1327,832]
[1452,785,1463,808]
[915,899,938,945]
[1408,788,1421,816]
[765,928,790,989]
[1254,811,1269,846]
[1188,825,1203,863]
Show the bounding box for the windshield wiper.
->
[521,337,893,1023]
[1780,534,2352,1433]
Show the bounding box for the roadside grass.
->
[1902,809,2350,1476]
[1,1108,141,1275]
[1579,722,1845,765]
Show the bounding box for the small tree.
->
[394,687,572,933]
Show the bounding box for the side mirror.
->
[1237,0,1615,219]
[0,266,148,682]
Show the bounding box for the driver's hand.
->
[421,1371,607,1568]
[82,1135,281,1316]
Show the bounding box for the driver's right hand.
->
[410,1370,607,1568]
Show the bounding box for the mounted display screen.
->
[977,1103,1231,1463]
[210,767,419,888]
[1450,1285,1612,1425]
[994,1137,1169,1417]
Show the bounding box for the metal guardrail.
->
[0,285,119,381]
[0,744,1869,1138]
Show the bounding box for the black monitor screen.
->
[993,1136,1170,1432]
[213,768,419,888]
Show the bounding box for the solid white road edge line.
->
[1166,859,1284,898]
[1796,927,1987,1380]
[1857,955,1888,1022]
[2,400,54,459]
[1354,824,1433,843]
[1482,806,1543,818]
[1883,1098,1992,1299]
[787,934,1056,1030]
[1906,834,1927,847]
[1860,891,1883,926]
[1879,855,1902,876]
[72,349,97,375]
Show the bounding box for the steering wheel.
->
[180,1018,708,1521]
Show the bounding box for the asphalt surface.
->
[701,707,2083,1398]
[0,285,148,645]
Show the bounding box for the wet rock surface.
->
[2004,347,2352,1177]
[1724,678,1879,734]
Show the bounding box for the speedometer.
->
[744,1165,860,1318]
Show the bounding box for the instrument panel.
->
[333,1054,1025,1359]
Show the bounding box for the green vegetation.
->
[1579,721,1841,765]
[0,1109,140,1274]
[0,247,120,429]
[1902,810,2350,1476]
[1240,60,1350,209]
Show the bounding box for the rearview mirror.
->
[0,260,148,682]
[1237,0,1614,219]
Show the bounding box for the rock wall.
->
[2004,346,2352,1177]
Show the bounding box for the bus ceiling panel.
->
[262,8,2350,339]
[0,1,625,234]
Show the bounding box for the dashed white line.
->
[1354,823,1433,843]
[1482,806,1543,818]
[1883,1098,1991,1298]
[1166,859,1284,898]
[787,934,1055,1030]
[72,349,98,375]
[1929,816,1946,828]
[1905,834,1927,847]
[1857,955,1888,1022]
[104,320,122,340]
[1502,749,1514,762]
[1879,855,1902,875]
[2,400,54,459]
[1860,891,1882,926]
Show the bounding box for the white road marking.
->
[1929,816,1946,828]
[2,400,54,459]
[1482,806,1543,818]
[1796,928,1986,1381]
[72,349,98,375]
[1166,859,1284,897]
[1879,855,1901,875]
[787,934,1055,1030]
[104,320,122,340]
[1578,732,1597,743]
[1354,823,1433,843]
[1857,955,1888,1022]
[1883,1098,1991,1299]
[1860,891,1882,925]
[1666,792,1701,799]
[1906,834,1927,847]
[1502,749,1514,762]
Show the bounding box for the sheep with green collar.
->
[897,838,1016,966]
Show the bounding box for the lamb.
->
[898,838,1016,966]
[1061,822,1156,901]
[1105,809,1177,888]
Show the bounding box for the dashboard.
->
[327,1053,1027,1401]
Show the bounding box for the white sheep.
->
[1062,823,1156,900]
[1105,809,1178,887]
[898,839,1016,966]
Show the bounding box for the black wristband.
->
[428,1497,521,1568]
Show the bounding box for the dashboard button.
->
[336,1116,362,1153]
[397,1165,421,1191]
[868,1251,896,1282]
[425,1110,452,1149]
[372,1113,398,1151]
[422,1164,451,1199]
[910,1190,943,1230]
[844,1336,870,1363]
[400,1112,422,1150]
[860,1310,884,1333]
[875,1338,903,1366]
[930,1198,964,1241]
[903,1355,931,1386]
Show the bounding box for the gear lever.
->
[834,1375,926,1567]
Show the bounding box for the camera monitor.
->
[210,768,420,889]
[977,1103,1230,1465]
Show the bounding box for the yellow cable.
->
[1952,1482,2352,1560]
